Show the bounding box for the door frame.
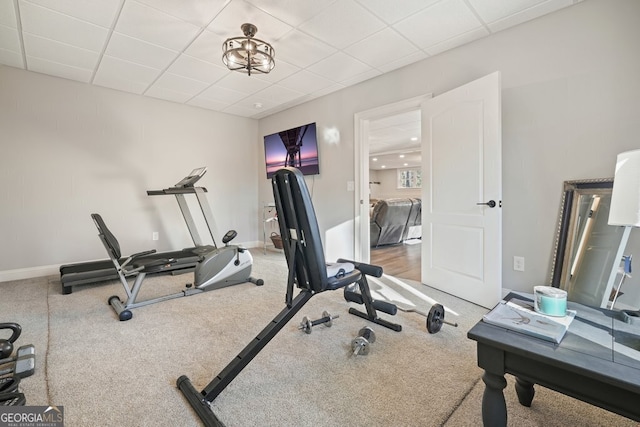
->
[354,93,432,263]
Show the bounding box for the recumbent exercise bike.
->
[92,213,263,321]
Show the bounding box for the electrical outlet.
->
[152,232,159,241]
[513,256,525,272]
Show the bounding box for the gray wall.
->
[0,65,259,280]
[258,0,640,305]
[2,0,639,307]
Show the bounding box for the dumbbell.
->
[298,311,339,334]
[0,323,22,359]
[351,326,376,356]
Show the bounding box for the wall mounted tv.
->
[264,122,319,179]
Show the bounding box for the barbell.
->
[396,303,458,334]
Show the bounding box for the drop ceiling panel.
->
[222,102,266,117]
[0,0,583,119]
[0,25,20,52]
[114,1,201,51]
[195,84,247,104]
[253,84,304,104]
[23,33,99,70]
[356,0,439,25]
[0,2,17,27]
[214,71,271,94]
[23,0,122,27]
[299,0,386,50]
[20,1,109,51]
[425,27,489,57]
[485,0,576,33]
[251,59,299,85]
[93,55,160,94]
[277,70,334,94]
[183,29,221,63]
[377,51,428,74]
[187,97,229,111]
[307,51,372,84]
[148,72,209,97]
[135,0,228,27]
[274,29,337,69]
[165,54,228,84]
[468,0,549,23]
[244,0,338,27]
[206,0,292,40]
[105,32,178,70]
[146,86,194,104]
[27,56,93,82]
[395,0,483,50]
[341,68,382,87]
[344,28,420,69]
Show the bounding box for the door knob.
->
[477,200,496,208]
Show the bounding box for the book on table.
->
[482,298,576,344]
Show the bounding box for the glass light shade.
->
[609,149,640,227]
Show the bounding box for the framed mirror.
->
[550,178,629,308]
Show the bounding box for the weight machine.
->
[177,167,400,426]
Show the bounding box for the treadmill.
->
[59,167,217,294]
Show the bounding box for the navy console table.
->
[467,292,640,426]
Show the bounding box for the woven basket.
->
[270,232,283,249]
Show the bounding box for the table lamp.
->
[606,149,640,312]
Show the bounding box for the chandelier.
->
[222,23,275,76]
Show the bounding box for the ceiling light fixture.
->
[222,23,275,76]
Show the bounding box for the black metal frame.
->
[177,167,400,426]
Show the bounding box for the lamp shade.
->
[609,149,640,227]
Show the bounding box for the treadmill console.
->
[174,167,207,188]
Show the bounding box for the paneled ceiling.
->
[1,0,582,121]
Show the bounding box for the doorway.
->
[354,94,432,276]
[355,72,502,308]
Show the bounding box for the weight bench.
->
[177,166,400,426]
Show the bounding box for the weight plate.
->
[426,304,445,334]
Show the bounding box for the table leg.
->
[481,371,507,427]
[515,377,535,407]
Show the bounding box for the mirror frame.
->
[549,177,614,289]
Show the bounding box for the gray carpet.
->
[1,250,637,426]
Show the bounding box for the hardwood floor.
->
[369,241,421,282]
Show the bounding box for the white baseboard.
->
[0,264,60,283]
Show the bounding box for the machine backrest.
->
[272,167,328,294]
[91,213,122,260]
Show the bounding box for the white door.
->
[421,72,502,309]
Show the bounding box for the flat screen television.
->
[264,122,319,179]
